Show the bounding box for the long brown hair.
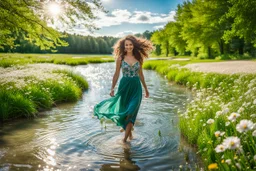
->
[113,35,154,64]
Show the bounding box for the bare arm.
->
[139,64,149,98]
[110,57,122,96]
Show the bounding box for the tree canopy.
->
[151,0,256,58]
[0,0,104,50]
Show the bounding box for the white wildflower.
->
[238,107,244,113]
[215,131,221,137]
[225,159,231,165]
[253,99,256,105]
[251,114,256,118]
[222,136,241,150]
[223,108,229,114]
[228,113,240,122]
[215,144,226,153]
[235,163,241,169]
[236,120,254,133]
[252,130,256,137]
[207,119,214,124]
[214,131,225,137]
[216,111,222,118]
[225,122,230,126]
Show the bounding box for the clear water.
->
[0,63,200,171]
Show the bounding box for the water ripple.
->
[0,63,200,170]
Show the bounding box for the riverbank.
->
[0,53,114,67]
[0,64,88,121]
[143,60,256,170]
[0,53,115,121]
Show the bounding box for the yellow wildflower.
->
[208,163,218,170]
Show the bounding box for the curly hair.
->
[113,35,154,64]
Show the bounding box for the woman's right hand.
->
[110,89,114,97]
[145,89,149,98]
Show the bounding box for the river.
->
[0,63,200,170]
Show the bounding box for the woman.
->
[94,35,154,142]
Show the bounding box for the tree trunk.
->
[239,39,244,55]
[166,41,169,57]
[219,40,224,55]
[208,46,213,59]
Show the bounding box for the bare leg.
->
[129,124,133,140]
[123,122,132,142]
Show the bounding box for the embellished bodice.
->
[121,60,140,77]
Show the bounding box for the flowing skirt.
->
[94,76,142,130]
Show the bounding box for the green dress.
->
[94,60,142,130]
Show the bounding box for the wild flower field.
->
[143,60,256,170]
[0,64,88,121]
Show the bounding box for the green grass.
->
[143,59,256,170]
[0,90,37,120]
[0,53,106,121]
[0,65,89,122]
[0,53,114,67]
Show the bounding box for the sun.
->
[48,2,62,16]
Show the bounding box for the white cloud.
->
[112,9,132,18]
[115,30,139,38]
[49,4,176,37]
[92,9,176,28]
[153,25,165,30]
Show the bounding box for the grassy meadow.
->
[143,59,256,170]
[0,53,115,121]
[0,53,114,68]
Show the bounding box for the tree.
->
[165,22,187,55]
[0,0,104,51]
[142,30,153,40]
[224,0,256,47]
[151,29,172,57]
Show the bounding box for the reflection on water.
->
[0,63,200,170]
[101,143,140,171]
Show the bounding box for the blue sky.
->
[70,0,184,37]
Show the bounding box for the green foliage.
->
[151,29,172,57]
[0,33,119,54]
[151,0,256,59]
[0,0,104,50]
[224,0,256,46]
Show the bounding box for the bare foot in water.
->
[122,140,130,149]
[129,132,133,140]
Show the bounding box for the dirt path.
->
[184,61,256,74]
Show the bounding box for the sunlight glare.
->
[48,2,62,16]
